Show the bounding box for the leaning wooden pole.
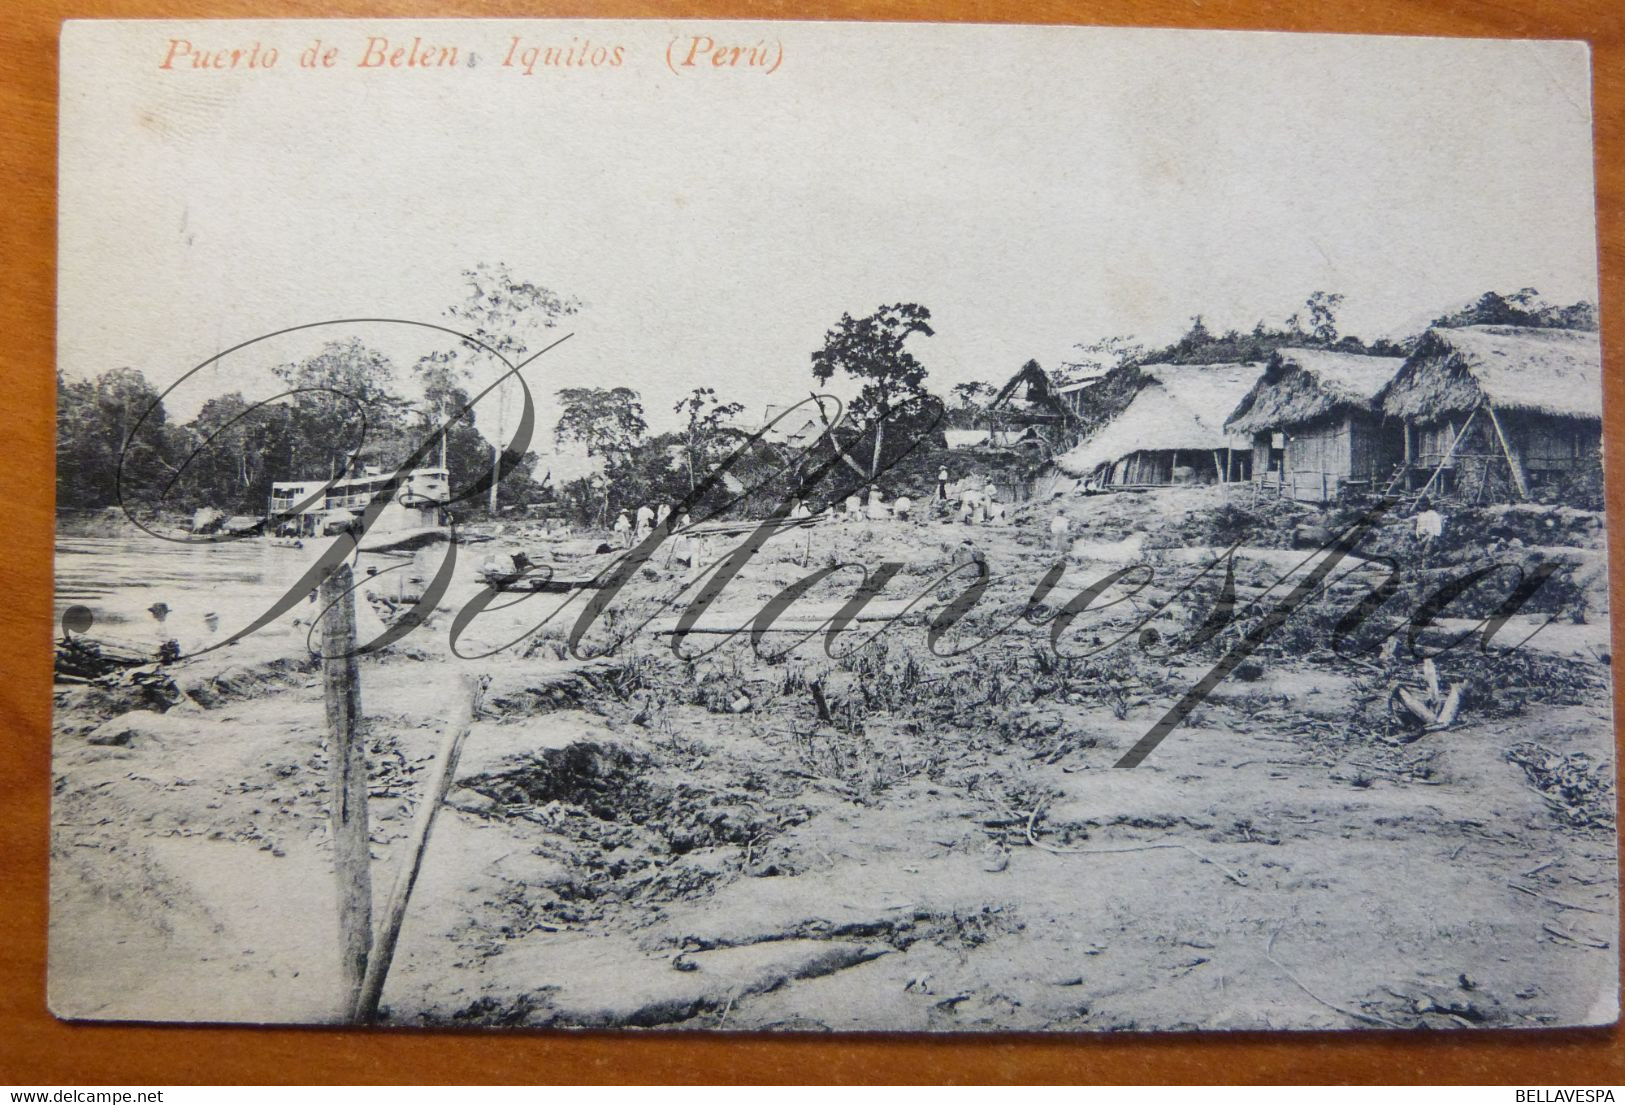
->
[321,563,373,1020]
[1416,405,1480,502]
[353,673,488,1024]
[1483,403,1530,501]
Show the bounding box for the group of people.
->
[610,502,692,548]
[830,469,1012,527]
[836,489,915,523]
[941,469,1008,526]
[604,467,1015,547]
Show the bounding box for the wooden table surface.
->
[4,0,1624,1085]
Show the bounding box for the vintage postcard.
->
[53,20,1616,1031]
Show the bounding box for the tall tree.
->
[56,367,179,512]
[272,338,406,479]
[176,392,296,513]
[555,387,647,460]
[810,303,936,482]
[409,349,543,515]
[555,386,646,523]
[1305,291,1345,345]
[674,386,745,493]
[444,262,580,512]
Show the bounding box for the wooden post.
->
[354,674,488,1023]
[321,564,372,1019]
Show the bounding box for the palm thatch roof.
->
[1225,349,1404,434]
[1378,326,1602,422]
[1056,362,1263,476]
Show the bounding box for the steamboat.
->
[267,463,452,553]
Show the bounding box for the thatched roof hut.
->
[1225,349,1404,435]
[990,359,1071,420]
[1378,325,1603,502]
[985,359,1085,454]
[1378,325,1602,422]
[1056,363,1263,478]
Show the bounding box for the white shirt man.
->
[1049,512,1072,549]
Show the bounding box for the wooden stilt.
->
[320,564,372,1020]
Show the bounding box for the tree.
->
[950,380,994,409]
[176,392,296,513]
[1139,291,1395,365]
[1430,288,1599,332]
[673,387,745,493]
[272,338,406,479]
[56,367,181,512]
[810,303,936,482]
[56,371,107,509]
[555,387,647,460]
[1305,291,1345,345]
[411,349,543,515]
[1059,336,1145,384]
[444,262,581,511]
[556,386,647,524]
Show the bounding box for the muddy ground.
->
[49,487,1620,1031]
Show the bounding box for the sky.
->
[59,20,1600,459]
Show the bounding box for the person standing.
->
[936,466,950,501]
[1413,496,1444,543]
[613,510,632,548]
[635,502,655,542]
[1049,510,1072,550]
[959,479,979,523]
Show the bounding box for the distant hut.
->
[1052,373,1111,420]
[1377,326,1602,500]
[944,426,1047,452]
[757,404,825,451]
[945,429,991,450]
[987,360,1080,454]
[1224,349,1405,502]
[1056,363,1263,487]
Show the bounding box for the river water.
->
[54,534,438,657]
